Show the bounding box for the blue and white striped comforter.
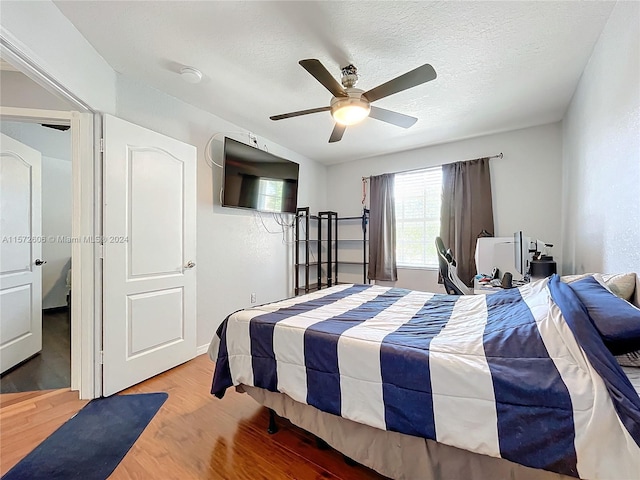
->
[210,276,640,479]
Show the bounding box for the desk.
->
[473,278,503,295]
[473,278,528,294]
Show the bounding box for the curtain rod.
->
[361,152,503,181]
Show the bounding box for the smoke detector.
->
[180,66,202,84]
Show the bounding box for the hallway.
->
[1,309,71,393]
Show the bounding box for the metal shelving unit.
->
[294,208,337,295]
[318,211,338,289]
[336,209,370,285]
[295,207,314,295]
[295,208,369,295]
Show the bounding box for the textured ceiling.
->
[53,1,614,164]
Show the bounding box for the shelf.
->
[338,215,367,221]
[296,207,368,292]
[297,240,334,243]
[297,283,320,294]
[296,282,339,295]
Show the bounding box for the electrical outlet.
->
[250,292,257,304]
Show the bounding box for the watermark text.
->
[1,235,128,244]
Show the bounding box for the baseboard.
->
[196,344,210,356]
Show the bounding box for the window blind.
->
[394,166,443,268]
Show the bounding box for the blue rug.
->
[2,392,168,480]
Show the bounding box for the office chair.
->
[435,237,472,295]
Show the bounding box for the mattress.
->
[210,276,640,479]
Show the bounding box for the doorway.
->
[0,47,98,399]
[1,40,197,399]
[0,121,72,393]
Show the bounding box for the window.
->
[394,167,443,268]
[257,178,284,212]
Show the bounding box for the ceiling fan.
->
[270,59,437,143]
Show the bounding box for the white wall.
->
[0,122,72,308]
[41,154,72,308]
[1,1,327,347]
[327,123,563,292]
[0,0,116,113]
[561,1,640,276]
[0,71,77,111]
[0,121,71,159]
[115,75,327,347]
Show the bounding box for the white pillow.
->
[560,273,591,283]
[562,273,639,368]
[561,272,636,302]
[599,273,636,302]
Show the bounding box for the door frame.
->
[1,39,101,399]
[0,107,99,399]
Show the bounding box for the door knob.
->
[184,261,196,269]
[35,259,47,266]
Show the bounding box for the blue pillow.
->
[568,276,640,355]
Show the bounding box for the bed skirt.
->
[239,384,573,480]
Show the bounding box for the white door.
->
[102,115,196,396]
[0,133,43,374]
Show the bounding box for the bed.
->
[209,274,640,480]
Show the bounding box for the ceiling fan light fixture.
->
[270,59,436,142]
[331,97,371,125]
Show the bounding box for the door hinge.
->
[99,351,104,364]
[99,138,104,153]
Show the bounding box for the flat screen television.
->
[222,137,299,214]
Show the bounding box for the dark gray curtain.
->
[368,174,397,282]
[440,158,494,286]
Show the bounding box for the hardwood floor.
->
[0,389,88,473]
[0,309,71,393]
[1,354,387,479]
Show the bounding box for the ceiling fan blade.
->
[329,123,346,143]
[363,64,437,103]
[270,106,331,121]
[299,59,347,98]
[369,106,418,128]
